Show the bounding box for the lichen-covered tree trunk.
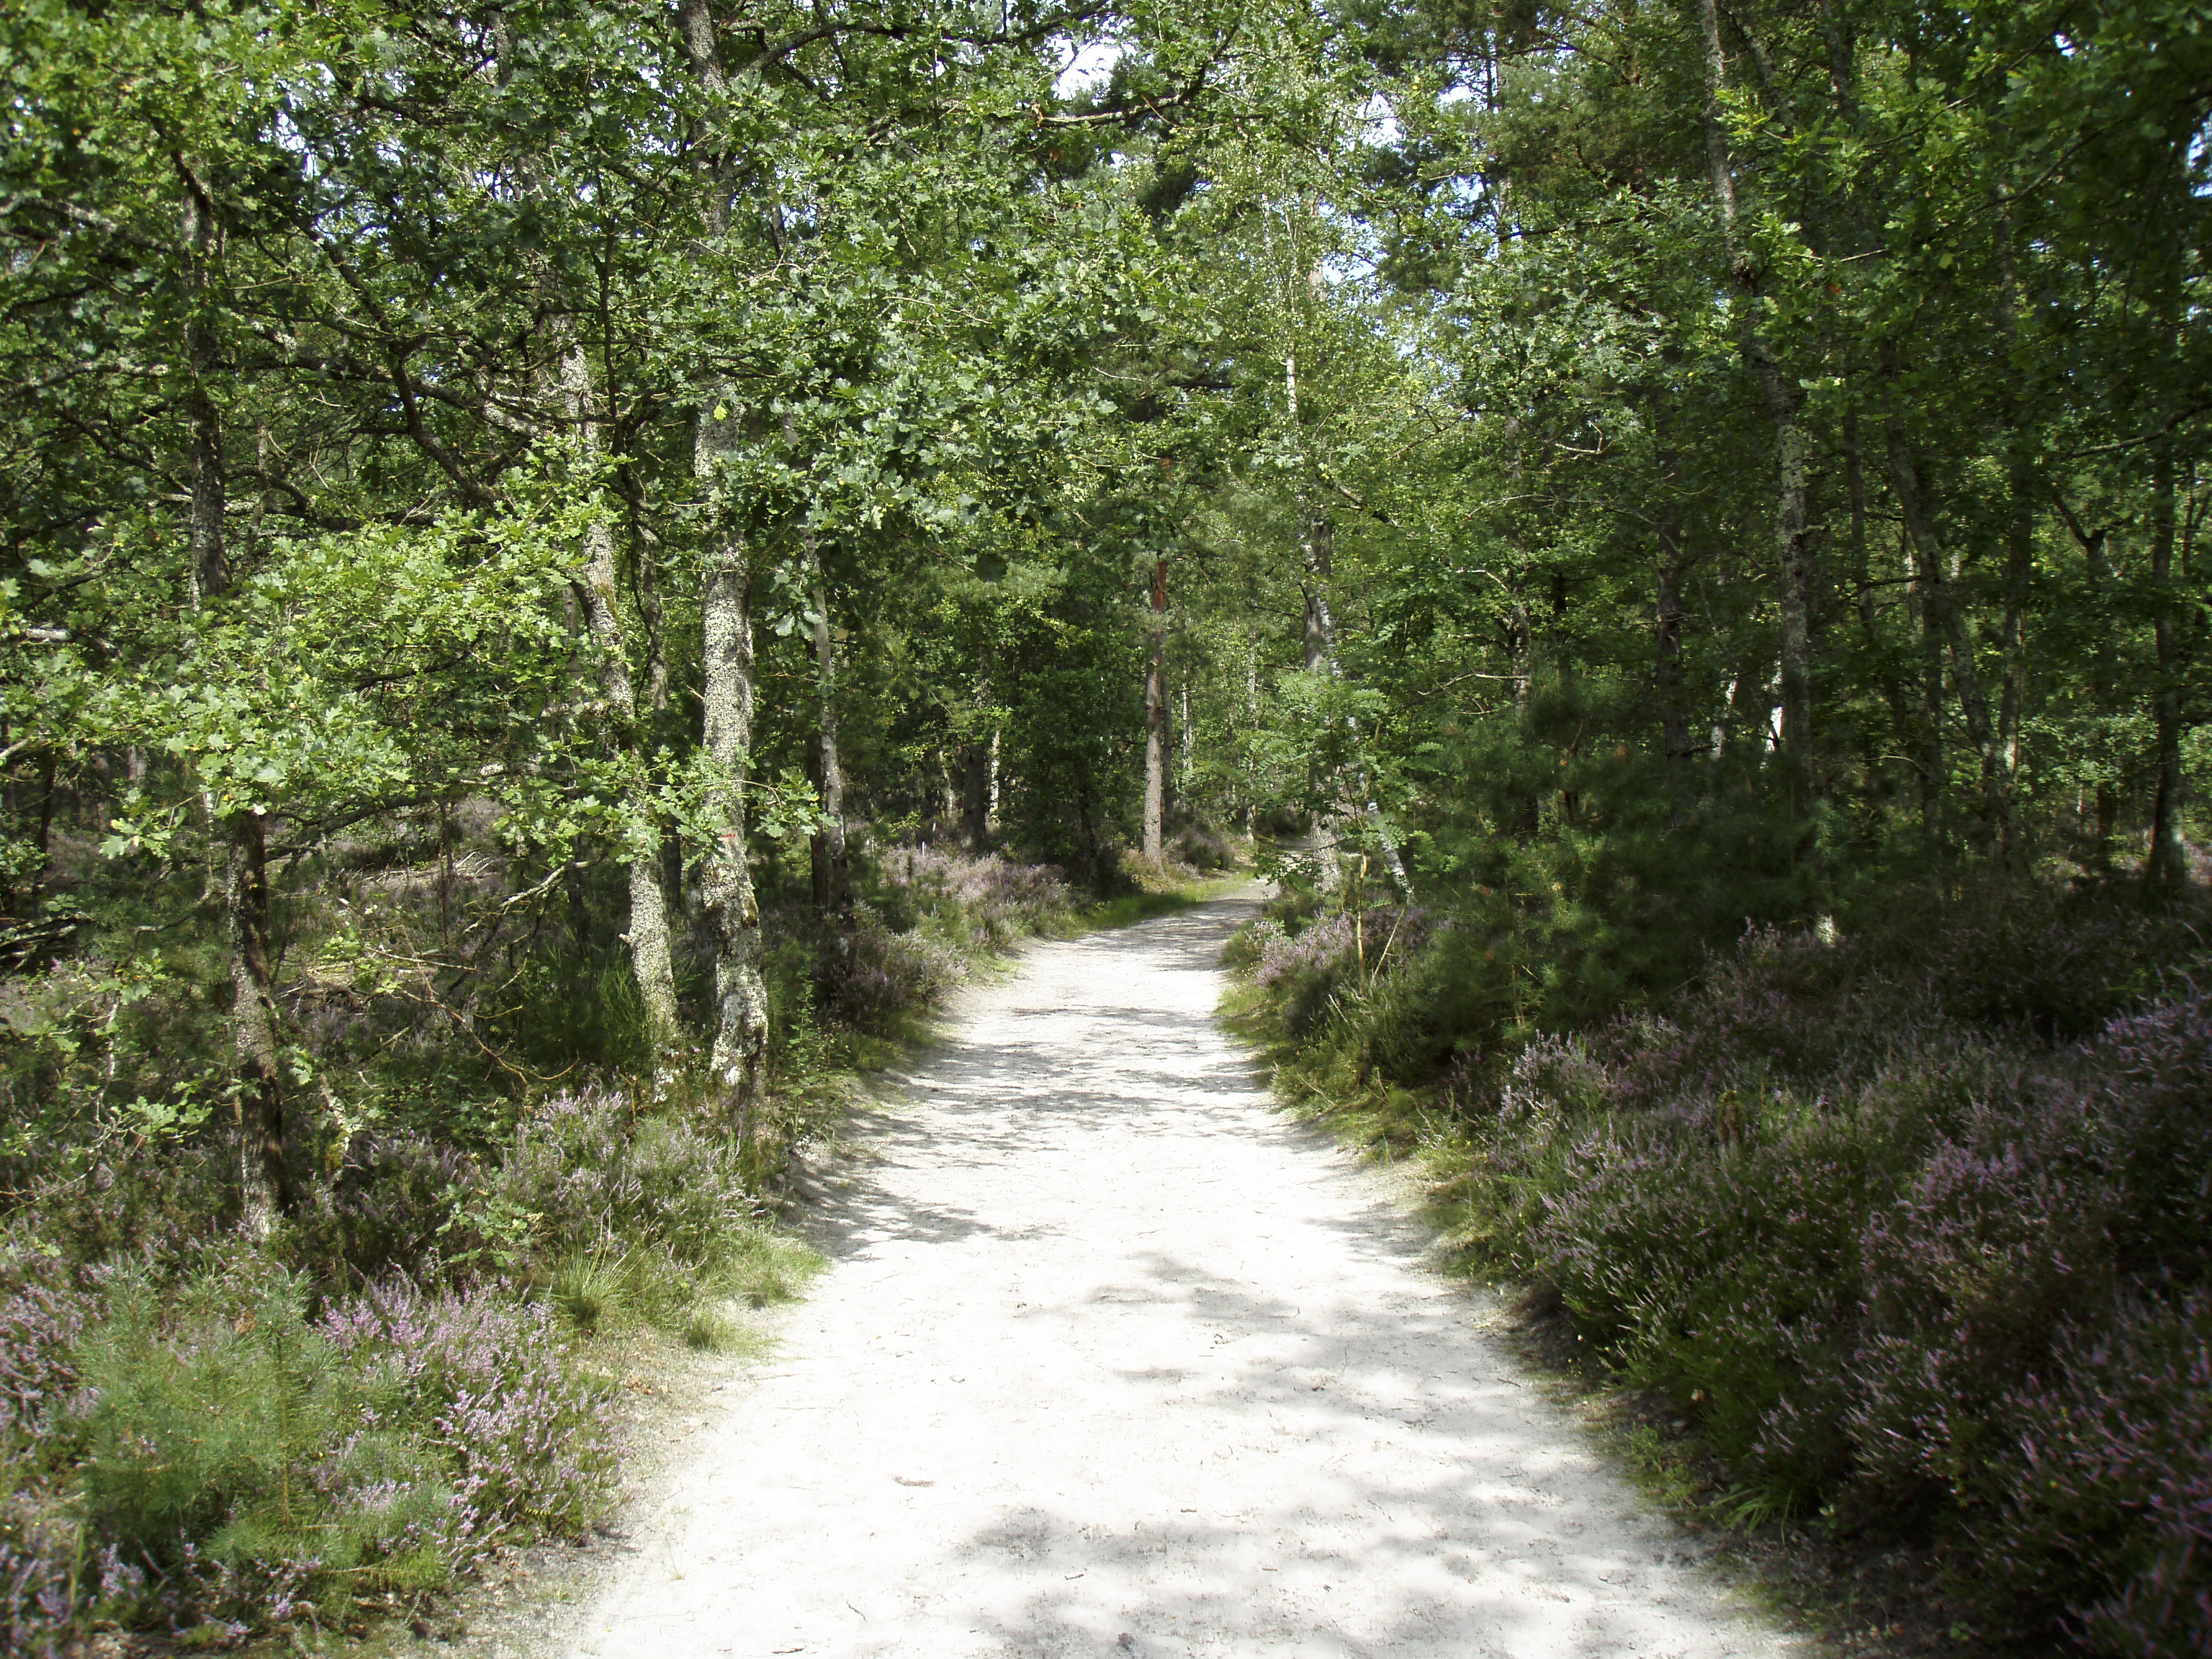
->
[809,549,853,922]
[698,521,767,1120]
[2146,440,2189,894]
[1695,0,1815,803]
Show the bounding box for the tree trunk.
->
[1886,408,2001,837]
[2068,509,2120,869]
[809,551,852,922]
[1695,0,1815,804]
[1655,559,1693,762]
[562,342,683,1067]
[184,177,287,1233]
[1652,404,1695,761]
[2147,441,2189,894]
[227,807,289,1235]
[696,406,768,1119]
[1143,556,1167,865]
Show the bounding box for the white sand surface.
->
[567,889,1803,1659]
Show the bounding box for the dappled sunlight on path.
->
[570,891,1802,1659]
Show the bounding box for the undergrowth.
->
[1230,871,2212,1658]
[2,836,1166,1655]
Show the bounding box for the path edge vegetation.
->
[1223,853,2212,1659]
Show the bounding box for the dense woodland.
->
[3,0,2209,1653]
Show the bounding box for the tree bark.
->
[1695,0,1815,801]
[1652,401,1695,761]
[227,808,289,1234]
[809,550,853,921]
[562,343,683,1068]
[1143,556,1167,865]
[2146,440,2189,894]
[183,176,288,1233]
[1885,407,2002,839]
[696,405,768,1119]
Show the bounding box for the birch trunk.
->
[2146,441,2189,894]
[809,551,853,921]
[1651,402,1694,761]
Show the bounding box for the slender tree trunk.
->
[1886,408,2001,833]
[562,343,682,1067]
[1655,562,1692,762]
[1899,526,1947,843]
[696,405,767,1118]
[1696,0,1815,803]
[1144,556,1167,865]
[183,178,287,1233]
[227,809,289,1233]
[809,549,852,922]
[987,729,1001,832]
[1652,403,1694,761]
[2071,513,2120,868]
[1992,199,2036,853]
[2147,441,2189,894]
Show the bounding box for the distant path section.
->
[568,887,1802,1659]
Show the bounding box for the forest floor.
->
[457,884,1818,1659]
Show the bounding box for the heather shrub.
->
[65,1254,616,1635]
[300,1131,487,1287]
[876,845,1075,950]
[496,1086,813,1325]
[0,1241,102,1656]
[821,905,966,1033]
[1238,873,2212,1651]
[1171,822,1238,872]
[1965,1290,2212,1655]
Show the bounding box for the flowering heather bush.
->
[822,907,966,1034]
[319,1274,619,1543]
[878,845,1074,945]
[1246,906,1431,1040]
[1967,1290,2212,1655]
[1243,879,2212,1650]
[0,1245,96,1444]
[500,1084,756,1266]
[0,1241,103,1656]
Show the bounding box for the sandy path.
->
[568,890,1800,1659]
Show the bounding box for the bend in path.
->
[571,889,1804,1659]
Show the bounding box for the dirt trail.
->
[568,889,1802,1659]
